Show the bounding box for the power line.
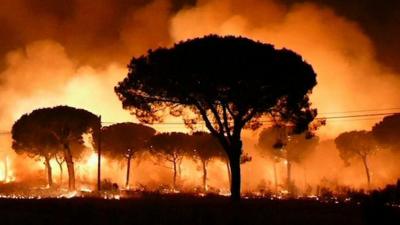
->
[1,110,398,133]
[101,111,400,124]
[319,107,400,115]
[319,112,398,120]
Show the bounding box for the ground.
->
[0,195,398,225]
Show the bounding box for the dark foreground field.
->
[0,195,399,225]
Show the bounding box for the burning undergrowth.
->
[0,179,399,211]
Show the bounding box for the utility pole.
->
[97,115,102,191]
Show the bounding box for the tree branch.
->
[222,103,232,139]
[242,109,257,125]
[193,101,229,149]
[207,101,226,136]
[225,103,235,119]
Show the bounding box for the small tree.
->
[148,132,192,189]
[335,130,377,187]
[101,123,156,188]
[189,132,225,191]
[256,126,283,192]
[115,35,317,200]
[257,126,318,193]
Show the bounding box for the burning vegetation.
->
[0,4,400,225]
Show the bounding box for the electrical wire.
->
[0,108,399,134]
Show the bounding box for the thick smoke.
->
[0,0,399,190]
[170,0,400,137]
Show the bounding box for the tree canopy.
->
[257,127,318,163]
[12,114,61,186]
[257,126,319,193]
[372,114,400,151]
[12,114,60,157]
[148,132,192,189]
[12,106,100,190]
[115,35,318,200]
[190,132,225,163]
[101,122,156,188]
[189,132,226,191]
[101,122,156,160]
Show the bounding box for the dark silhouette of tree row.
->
[11,106,100,190]
[11,109,240,192]
[115,35,318,200]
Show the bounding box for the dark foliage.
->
[189,132,226,191]
[190,132,226,163]
[115,35,318,199]
[257,127,319,163]
[101,122,156,160]
[372,114,400,151]
[101,122,156,188]
[12,106,100,190]
[334,131,377,186]
[257,126,319,193]
[148,132,193,189]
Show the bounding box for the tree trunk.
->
[287,160,292,194]
[178,160,182,177]
[229,151,241,201]
[173,160,177,190]
[63,143,75,190]
[44,155,53,187]
[226,160,231,187]
[273,161,278,193]
[97,117,101,192]
[57,162,63,186]
[362,156,371,188]
[126,156,132,189]
[202,160,208,192]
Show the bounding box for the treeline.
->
[101,124,230,191]
[10,105,400,194]
[10,106,241,192]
